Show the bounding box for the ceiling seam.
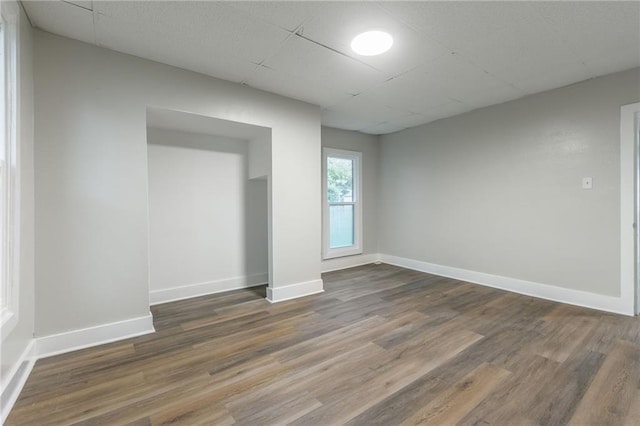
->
[240,23,300,86]
[293,32,381,73]
[533,6,594,79]
[17,1,34,28]
[61,0,92,12]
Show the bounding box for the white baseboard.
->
[266,278,324,303]
[1,339,36,424]
[35,312,156,359]
[150,273,268,305]
[1,314,155,420]
[3,255,628,423]
[379,254,632,316]
[321,253,380,273]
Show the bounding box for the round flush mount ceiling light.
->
[351,30,393,56]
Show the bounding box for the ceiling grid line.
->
[21,0,640,135]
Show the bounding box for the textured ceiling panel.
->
[262,34,386,95]
[366,67,455,114]
[512,66,594,97]
[412,53,510,102]
[23,0,640,135]
[419,101,475,123]
[322,93,416,132]
[95,13,258,84]
[583,46,640,79]
[454,84,525,111]
[63,0,93,11]
[23,1,95,45]
[321,109,380,132]
[95,1,290,65]
[459,37,591,94]
[536,1,640,71]
[379,1,531,53]
[381,112,443,130]
[359,122,409,135]
[244,65,353,108]
[147,107,269,140]
[326,93,415,123]
[299,2,450,78]
[225,1,322,32]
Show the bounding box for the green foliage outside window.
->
[327,157,353,202]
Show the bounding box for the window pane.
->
[327,157,353,202]
[329,204,354,248]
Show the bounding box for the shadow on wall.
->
[145,107,272,304]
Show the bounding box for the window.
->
[323,148,362,259]
[0,3,19,339]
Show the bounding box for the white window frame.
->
[322,147,362,259]
[0,2,20,341]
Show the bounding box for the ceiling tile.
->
[23,0,95,45]
[534,1,640,75]
[95,1,290,65]
[419,101,472,123]
[262,35,386,95]
[583,46,640,78]
[454,32,590,93]
[23,1,640,135]
[380,2,536,53]
[513,67,595,96]
[147,107,269,140]
[365,67,454,114]
[95,13,258,84]
[412,53,511,102]
[382,1,593,91]
[63,0,93,11]
[359,122,408,135]
[383,113,435,130]
[454,85,525,111]
[327,93,415,123]
[321,109,380,132]
[243,65,353,108]
[299,2,450,78]
[225,1,322,32]
[384,102,468,130]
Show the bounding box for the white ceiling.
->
[147,106,270,141]
[22,1,640,135]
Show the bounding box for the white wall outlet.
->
[582,177,593,189]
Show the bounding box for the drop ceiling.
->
[21,1,640,135]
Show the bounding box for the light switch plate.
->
[582,177,593,189]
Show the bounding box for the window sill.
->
[323,247,363,260]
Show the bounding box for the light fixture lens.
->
[351,30,393,56]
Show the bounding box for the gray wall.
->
[321,126,380,257]
[1,3,35,384]
[147,127,267,294]
[379,68,640,297]
[33,31,321,336]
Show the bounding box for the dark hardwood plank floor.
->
[7,263,640,425]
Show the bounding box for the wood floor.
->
[7,263,640,425]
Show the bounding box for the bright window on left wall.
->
[0,4,20,340]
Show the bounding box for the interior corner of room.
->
[1,0,640,423]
